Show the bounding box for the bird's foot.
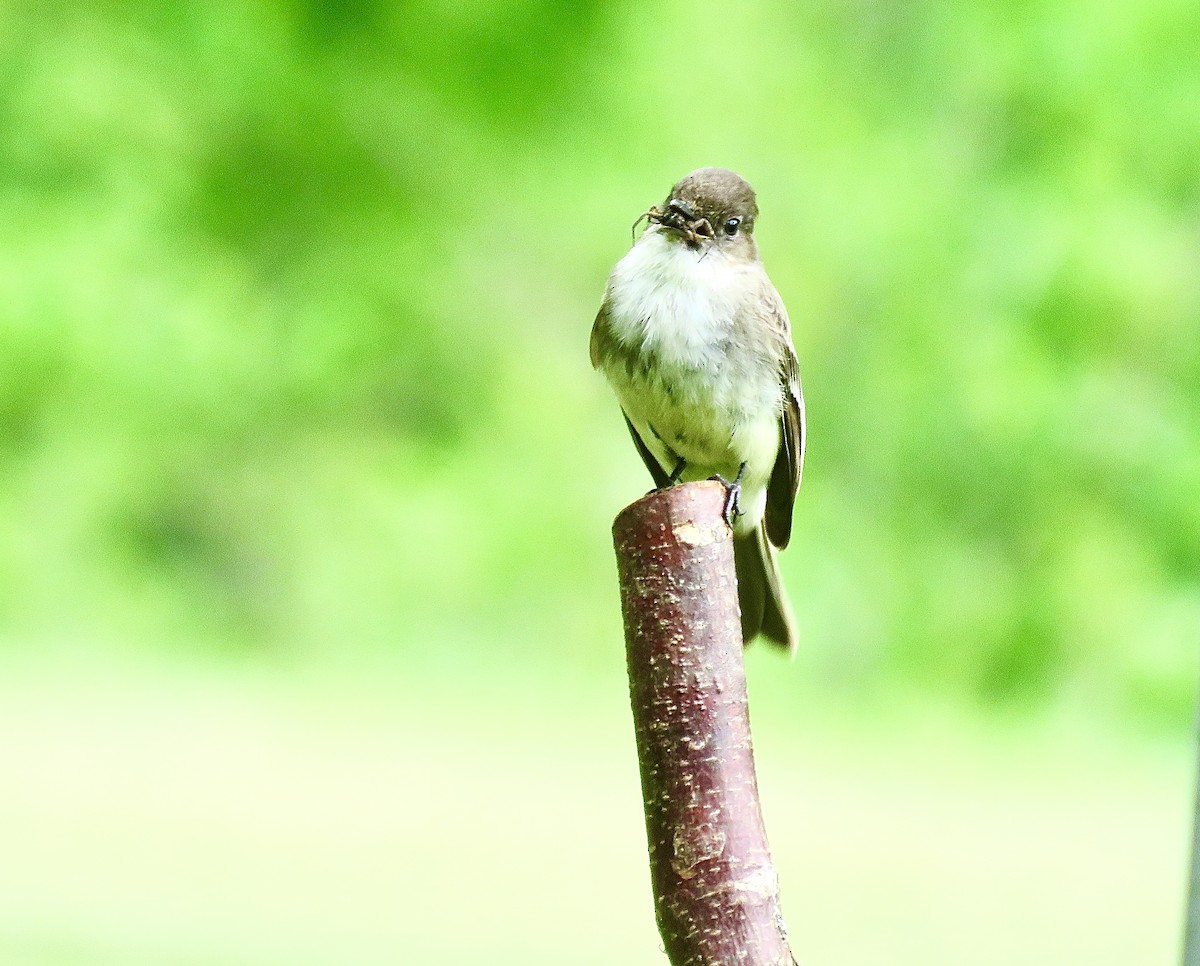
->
[648,457,687,494]
[708,462,747,527]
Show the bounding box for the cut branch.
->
[1182,718,1200,965]
[613,481,796,966]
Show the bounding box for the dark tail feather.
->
[733,524,798,653]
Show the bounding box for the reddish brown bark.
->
[613,481,796,966]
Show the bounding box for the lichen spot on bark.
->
[672,520,724,546]
[671,822,727,879]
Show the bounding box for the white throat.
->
[604,229,752,368]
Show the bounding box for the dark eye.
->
[724,217,741,235]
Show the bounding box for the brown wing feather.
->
[589,298,610,369]
[763,293,805,550]
[592,298,672,489]
[622,411,671,488]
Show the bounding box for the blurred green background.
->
[1,1,1197,963]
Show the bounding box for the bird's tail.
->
[733,524,798,653]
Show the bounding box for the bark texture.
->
[1183,726,1200,965]
[613,480,796,966]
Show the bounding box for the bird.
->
[590,167,805,652]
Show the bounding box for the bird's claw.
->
[649,457,687,493]
[708,462,747,528]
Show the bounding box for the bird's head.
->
[639,167,760,258]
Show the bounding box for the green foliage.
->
[0,0,1196,723]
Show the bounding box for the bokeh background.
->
[1,1,1198,963]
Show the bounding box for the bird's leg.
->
[648,456,686,494]
[708,462,747,527]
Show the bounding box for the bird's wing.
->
[592,298,672,489]
[763,291,805,550]
[622,411,672,488]
[589,297,611,370]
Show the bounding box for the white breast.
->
[597,228,782,493]
[604,229,748,368]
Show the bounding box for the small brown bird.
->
[590,167,805,651]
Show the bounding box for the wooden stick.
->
[613,481,796,966]
[1182,723,1200,965]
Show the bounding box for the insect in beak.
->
[642,202,713,247]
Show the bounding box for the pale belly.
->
[604,351,781,487]
[596,227,785,531]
